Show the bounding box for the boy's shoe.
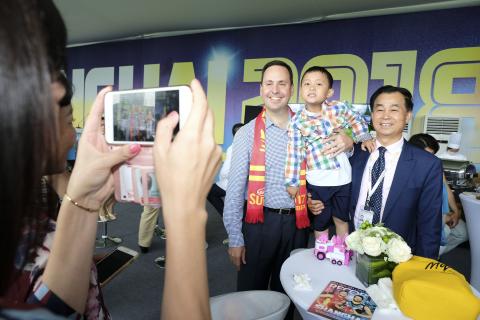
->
[139,246,149,254]
[154,256,166,268]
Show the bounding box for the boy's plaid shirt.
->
[285,101,371,187]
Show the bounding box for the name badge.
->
[356,208,374,229]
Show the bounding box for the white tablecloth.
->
[280,249,411,320]
[281,249,480,319]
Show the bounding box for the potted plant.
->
[345,221,412,286]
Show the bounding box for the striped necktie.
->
[370,146,386,224]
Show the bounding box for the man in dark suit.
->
[349,85,443,259]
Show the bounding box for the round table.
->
[281,248,480,320]
[280,249,410,320]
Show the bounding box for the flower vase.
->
[355,253,397,286]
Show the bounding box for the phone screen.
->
[111,89,180,143]
[96,249,136,285]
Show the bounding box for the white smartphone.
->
[96,246,139,287]
[104,86,192,145]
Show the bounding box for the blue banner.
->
[67,6,480,161]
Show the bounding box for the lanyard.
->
[365,169,386,208]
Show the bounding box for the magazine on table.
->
[308,281,377,320]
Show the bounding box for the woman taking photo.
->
[0,0,221,319]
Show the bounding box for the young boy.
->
[285,66,372,239]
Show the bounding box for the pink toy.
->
[313,234,352,266]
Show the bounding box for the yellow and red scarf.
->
[245,107,309,228]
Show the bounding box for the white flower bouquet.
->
[346,221,412,263]
[346,221,412,286]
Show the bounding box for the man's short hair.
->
[301,66,333,88]
[369,85,413,112]
[260,60,293,85]
[409,133,440,154]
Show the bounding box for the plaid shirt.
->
[285,101,370,187]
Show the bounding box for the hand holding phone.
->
[153,80,222,218]
[106,86,192,205]
[152,79,221,320]
[104,86,192,145]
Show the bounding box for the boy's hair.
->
[409,133,439,154]
[301,66,333,88]
[260,60,293,85]
[370,85,413,112]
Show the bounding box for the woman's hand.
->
[156,80,220,320]
[44,87,141,313]
[66,86,141,210]
[153,79,222,223]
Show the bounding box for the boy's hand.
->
[287,186,299,199]
[361,138,376,153]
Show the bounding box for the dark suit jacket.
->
[349,140,443,259]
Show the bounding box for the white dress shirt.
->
[216,145,233,191]
[353,138,404,229]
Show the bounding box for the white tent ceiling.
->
[54,0,480,46]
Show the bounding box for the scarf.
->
[245,107,309,228]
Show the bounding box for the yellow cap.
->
[393,256,480,320]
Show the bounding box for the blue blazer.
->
[349,141,443,259]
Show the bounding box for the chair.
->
[95,194,122,248]
[96,219,122,248]
[210,290,290,320]
[459,193,480,291]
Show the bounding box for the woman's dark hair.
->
[38,0,67,73]
[0,0,66,294]
[409,133,440,154]
[57,72,73,107]
[369,85,413,112]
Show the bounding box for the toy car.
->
[314,234,352,266]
